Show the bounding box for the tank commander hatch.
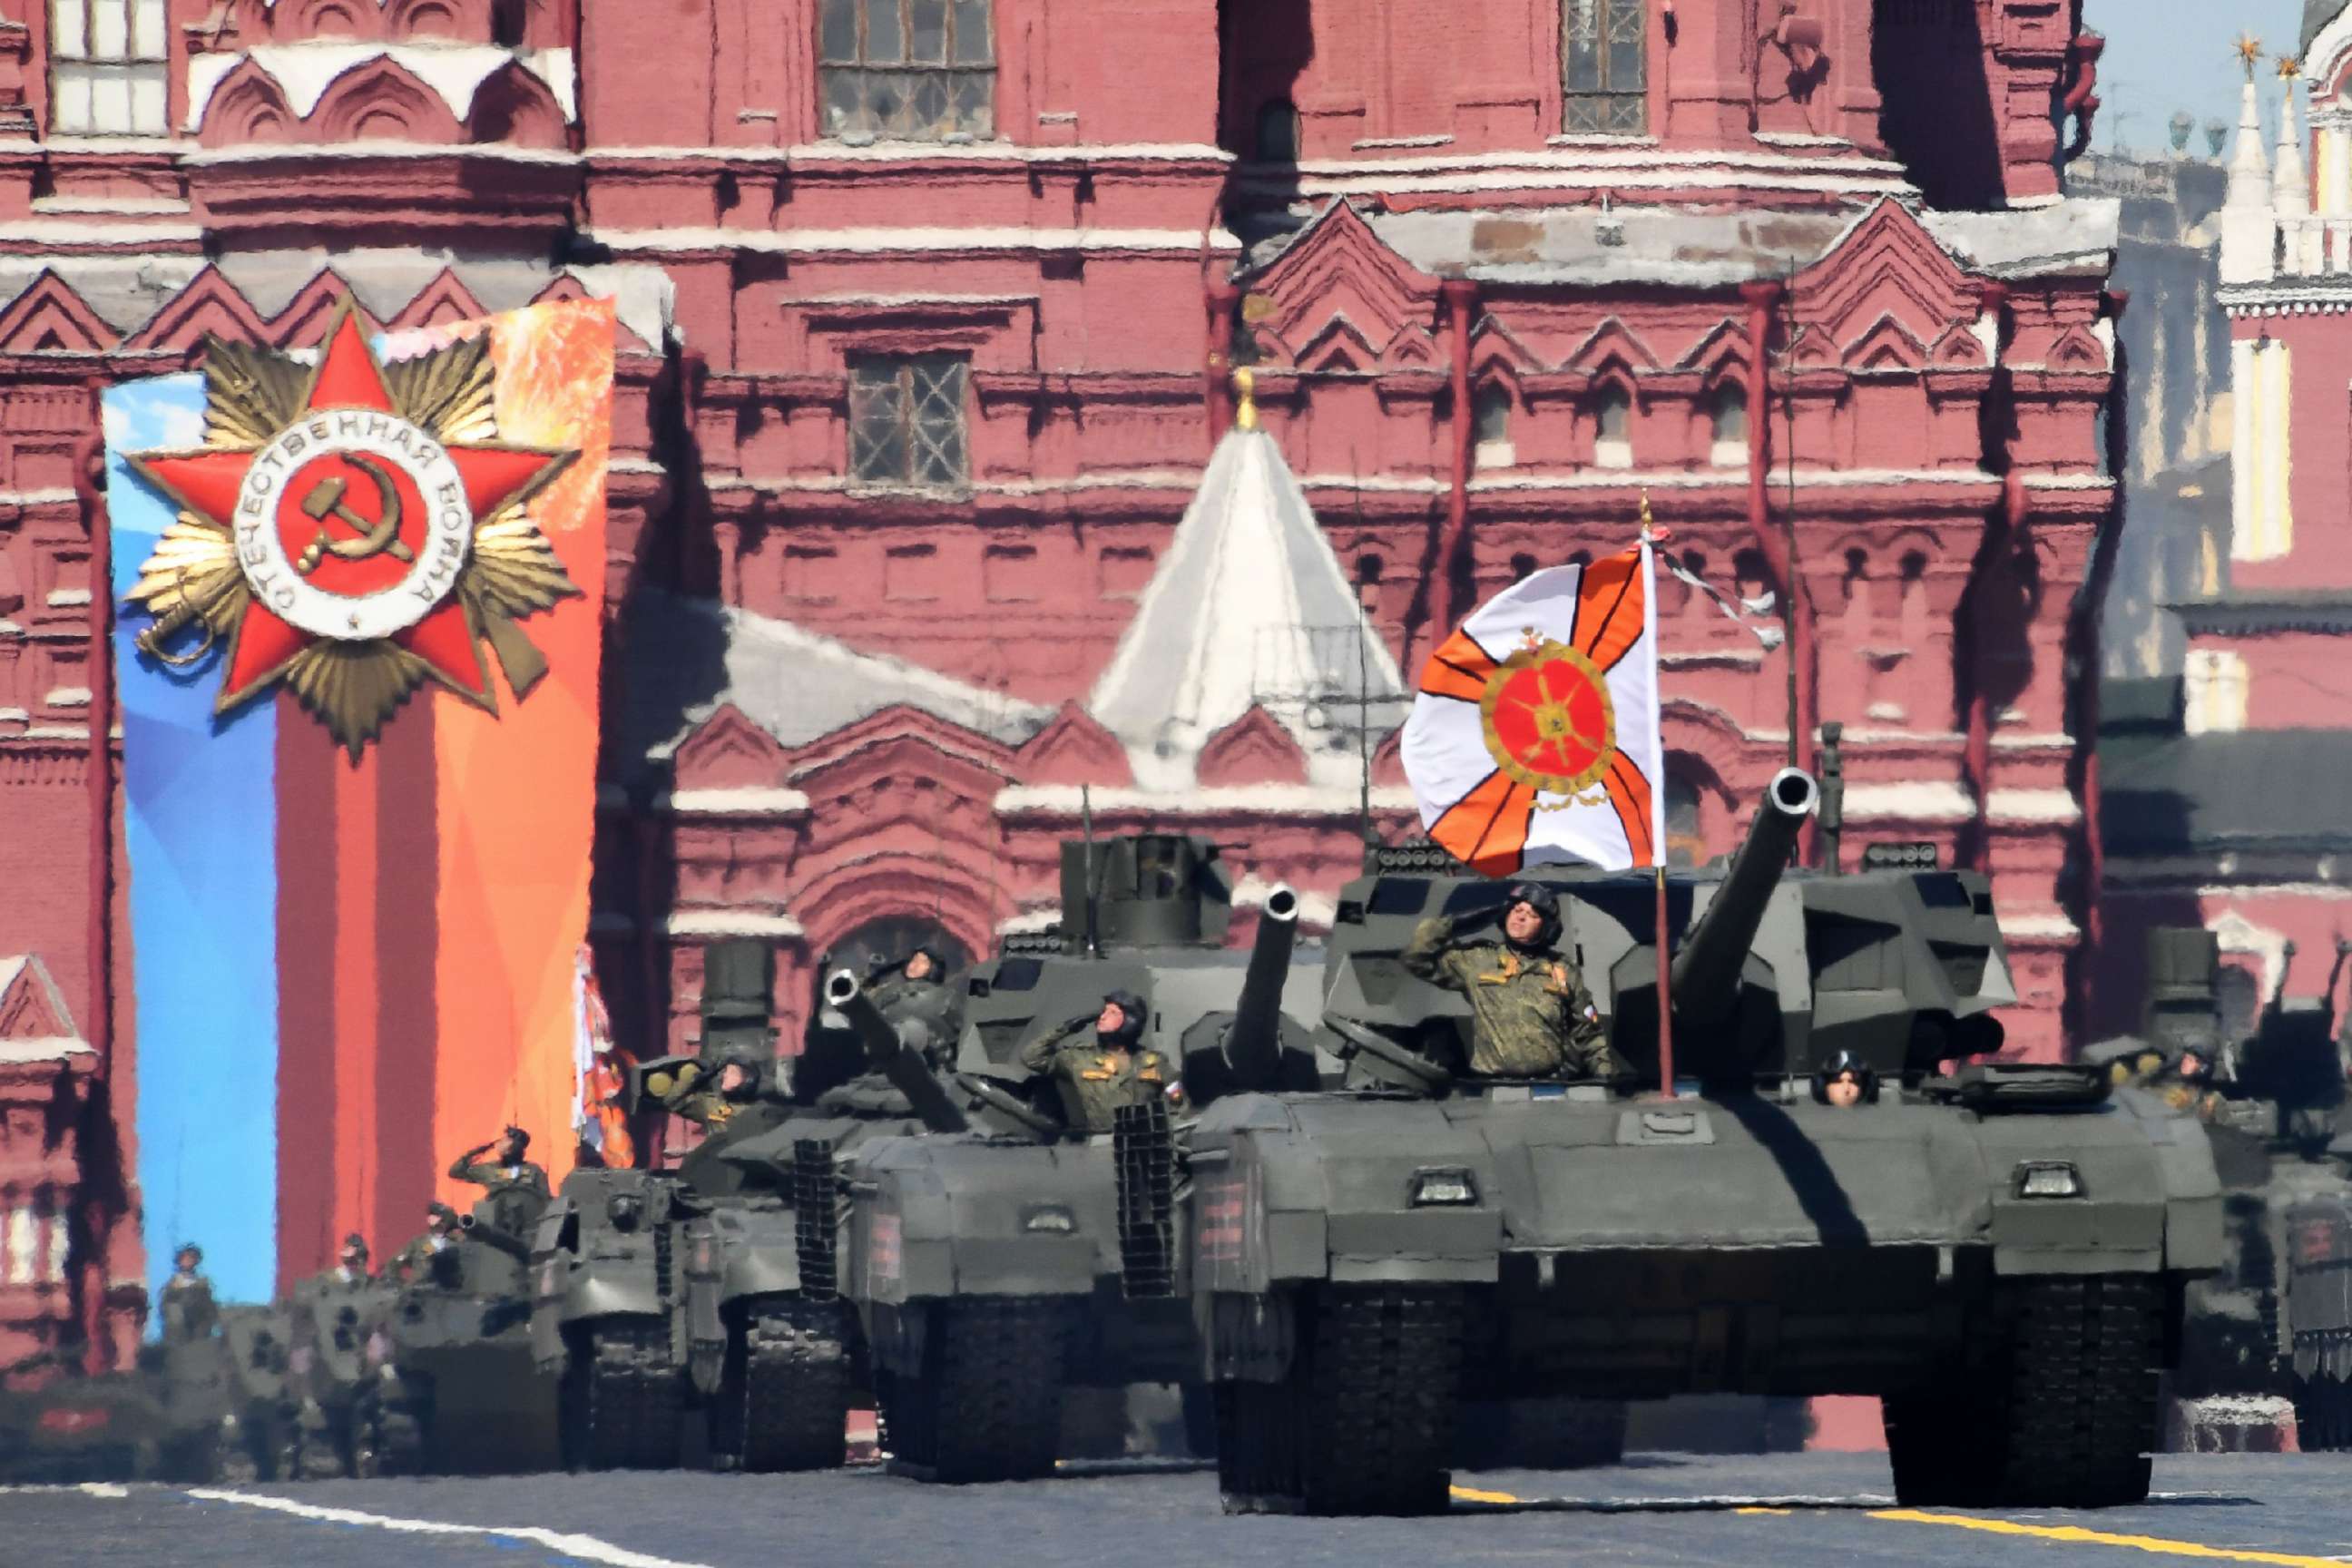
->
[1018,988,1182,1133]
[1401,881,1626,1082]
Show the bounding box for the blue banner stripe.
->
[103,377,281,1313]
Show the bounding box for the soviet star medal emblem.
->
[124,298,578,756]
[1479,626,1617,805]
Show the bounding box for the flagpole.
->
[1655,866,1674,1098]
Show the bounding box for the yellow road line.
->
[1872,1509,2352,1567]
[1449,1486,1523,1504]
[1737,1507,1791,1515]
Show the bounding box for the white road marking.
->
[183,1488,714,1568]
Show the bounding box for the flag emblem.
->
[1402,541,1667,876]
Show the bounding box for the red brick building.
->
[0,0,2114,1351]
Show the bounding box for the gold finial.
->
[2238,33,2264,80]
[1639,490,1654,536]
[2279,54,2303,82]
[1232,366,1259,431]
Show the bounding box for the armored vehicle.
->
[281,1266,405,1478]
[1190,770,2223,1514]
[840,834,1322,1483]
[531,938,979,1473]
[373,1194,556,1474]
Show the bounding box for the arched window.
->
[1593,383,1633,469]
[1256,98,1301,162]
[1664,769,1704,868]
[1562,0,1648,135]
[1708,382,1749,466]
[1474,383,1515,468]
[820,0,997,141]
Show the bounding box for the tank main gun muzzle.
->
[455,1213,530,1261]
[825,969,970,1133]
[1222,885,1301,1090]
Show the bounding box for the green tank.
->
[838,834,1321,1483]
[529,938,985,1473]
[1189,770,2224,1514]
[281,1265,404,1479]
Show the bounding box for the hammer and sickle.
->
[295,455,412,574]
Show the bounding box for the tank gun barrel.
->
[824,970,971,1133]
[456,1213,530,1262]
[1669,769,1819,1029]
[1222,885,1301,1089]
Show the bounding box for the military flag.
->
[1401,537,1667,876]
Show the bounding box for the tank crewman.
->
[1401,882,1625,1081]
[2153,1045,2227,1120]
[448,1125,552,1202]
[867,947,964,1064]
[1812,1051,1878,1108]
[328,1233,372,1287]
[1017,989,1181,1134]
[392,1202,464,1287]
[651,1050,764,1132]
[158,1242,218,1343]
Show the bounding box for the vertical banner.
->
[104,376,281,1314]
[107,297,614,1296]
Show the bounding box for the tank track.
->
[351,1397,426,1479]
[1888,1274,2161,1508]
[1219,1286,1463,1516]
[561,1319,681,1471]
[2295,1374,2352,1449]
[882,1296,1067,1483]
[712,1296,851,1473]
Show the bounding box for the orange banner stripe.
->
[1573,548,1647,673]
[1603,753,1657,867]
[1432,769,1537,877]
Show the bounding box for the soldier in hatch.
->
[867,946,964,1065]
[158,1242,217,1344]
[448,1125,551,1201]
[392,1202,463,1287]
[327,1233,372,1287]
[1018,988,1181,1134]
[652,1049,766,1132]
[1402,882,1625,1081]
[1812,1051,1878,1108]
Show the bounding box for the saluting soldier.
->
[448,1125,551,1202]
[1401,882,1624,1081]
[1018,989,1181,1134]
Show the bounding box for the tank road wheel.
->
[1298,1286,1463,1516]
[1180,1383,1219,1459]
[214,1421,263,1486]
[881,1297,1066,1483]
[1889,1275,2161,1509]
[710,1297,852,1474]
[560,1319,681,1472]
[2295,1376,2352,1450]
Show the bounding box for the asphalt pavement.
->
[8,1452,2352,1568]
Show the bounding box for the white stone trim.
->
[0,1038,93,1064]
[665,909,805,939]
[662,787,812,816]
[590,141,1232,165]
[1999,911,2082,942]
[2198,882,2352,899]
[1231,875,1337,929]
[181,140,576,166]
[588,225,1240,257]
[1985,788,2081,825]
[995,784,1418,816]
[1839,780,1975,822]
[184,44,578,132]
[42,687,92,709]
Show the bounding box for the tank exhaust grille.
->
[793,1138,841,1301]
[653,1216,672,1301]
[1112,1100,1176,1299]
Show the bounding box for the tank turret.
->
[825,970,971,1134]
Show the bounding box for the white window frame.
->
[50,0,169,136]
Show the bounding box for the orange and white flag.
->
[1401,542,1666,875]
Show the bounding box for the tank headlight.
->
[1022,1204,1076,1234]
[2014,1161,2083,1199]
[607,1193,643,1231]
[1411,1169,1479,1207]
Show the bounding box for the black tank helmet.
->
[1097,988,1149,1047]
[1810,1049,1880,1104]
[1502,882,1563,951]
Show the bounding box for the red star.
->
[132,302,565,710]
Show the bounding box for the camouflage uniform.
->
[393,1232,462,1289]
[1017,1017,1177,1134]
[158,1269,218,1343]
[867,962,964,1064]
[1401,915,1622,1080]
[655,1058,762,1134]
[446,1152,552,1202]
